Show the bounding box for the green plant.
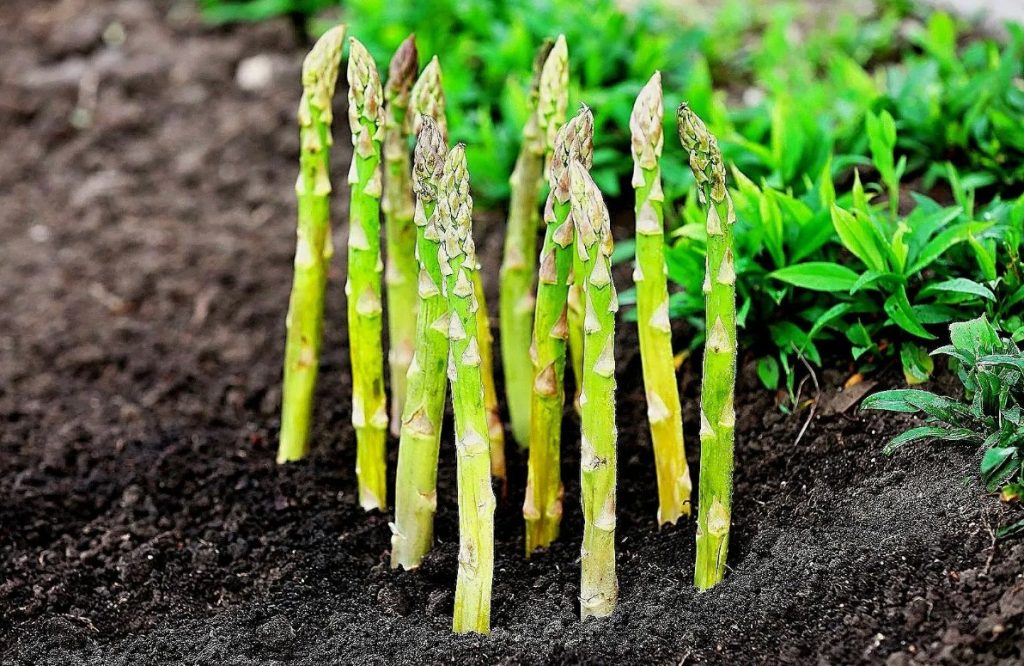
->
[390,116,449,570]
[523,106,593,555]
[863,316,1024,537]
[346,38,388,511]
[438,143,496,635]
[568,160,618,619]
[500,37,567,448]
[630,73,690,525]
[278,25,346,463]
[382,35,419,436]
[678,103,737,590]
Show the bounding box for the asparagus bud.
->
[390,117,449,570]
[678,103,737,590]
[523,106,594,555]
[568,159,618,620]
[438,144,496,635]
[500,36,569,448]
[408,57,447,140]
[278,24,346,464]
[631,73,691,525]
[346,37,388,511]
[383,35,420,437]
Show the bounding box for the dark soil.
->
[2,1,1024,664]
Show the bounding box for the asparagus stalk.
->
[382,35,419,437]
[278,25,346,464]
[523,106,594,555]
[631,73,691,525]
[390,116,448,570]
[568,159,618,620]
[471,270,507,491]
[438,143,496,635]
[500,36,568,447]
[678,103,737,590]
[346,38,388,511]
[567,281,585,413]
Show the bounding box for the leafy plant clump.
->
[863,316,1024,536]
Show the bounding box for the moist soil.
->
[2,1,1024,664]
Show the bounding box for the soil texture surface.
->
[2,1,1023,664]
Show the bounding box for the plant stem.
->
[568,159,618,620]
[347,38,388,511]
[678,103,737,590]
[382,35,419,437]
[500,36,568,448]
[523,106,594,555]
[278,24,346,464]
[470,271,507,492]
[567,281,585,413]
[439,143,496,635]
[390,116,448,570]
[631,73,691,525]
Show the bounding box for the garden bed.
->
[2,1,1023,663]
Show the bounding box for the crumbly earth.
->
[2,1,1023,664]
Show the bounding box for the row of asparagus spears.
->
[277,26,738,633]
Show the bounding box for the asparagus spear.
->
[631,73,691,525]
[346,38,388,511]
[500,36,568,447]
[438,143,496,635]
[523,106,594,554]
[567,281,585,413]
[278,25,346,464]
[568,159,618,620]
[678,103,737,590]
[407,56,505,484]
[390,116,448,570]
[382,35,419,437]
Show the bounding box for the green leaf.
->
[757,356,780,391]
[949,316,999,357]
[832,205,888,273]
[920,278,996,302]
[883,425,977,455]
[996,518,1024,540]
[884,287,937,339]
[981,447,1020,492]
[901,342,935,385]
[861,389,945,413]
[768,262,860,292]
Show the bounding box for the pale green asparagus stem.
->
[383,35,419,437]
[278,25,346,464]
[678,103,737,590]
[500,36,568,447]
[390,116,448,570]
[631,73,691,525]
[438,143,496,635]
[471,270,507,491]
[523,107,594,555]
[567,281,585,413]
[568,159,618,620]
[346,38,388,511]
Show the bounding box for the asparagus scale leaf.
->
[568,160,619,619]
[438,143,496,635]
[523,106,594,555]
[382,35,420,437]
[631,73,691,525]
[278,24,346,464]
[347,38,388,511]
[500,36,569,447]
[679,103,738,590]
[390,116,448,570]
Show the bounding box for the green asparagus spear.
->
[678,103,737,590]
[346,38,388,511]
[568,159,618,620]
[631,73,691,525]
[383,35,420,437]
[500,36,568,448]
[438,143,496,635]
[278,24,346,464]
[390,116,448,570]
[567,280,585,413]
[523,106,594,555]
[408,56,446,140]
